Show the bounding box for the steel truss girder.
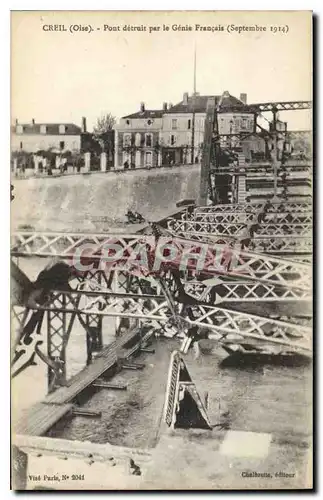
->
[192,211,313,225]
[248,101,312,112]
[57,268,313,308]
[195,202,313,214]
[171,229,312,256]
[287,129,311,137]
[183,280,311,304]
[10,231,311,289]
[45,292,81,391]
[29,287,312,355]
[212,164,312,175]
[69,267,313,306]
[167,218,312,237]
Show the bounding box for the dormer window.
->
[40,125,47,134]
[16,125,23,134]
[59,124,66,134]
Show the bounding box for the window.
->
[123,133,131,147]
[123,151,131,166]
[241,118,247,130]
[40,125,47,134]
[20,142,23,149]
[145,134,152,147]
[188,119,191,130]
[135,150,141,167]
[59,141,65,150]
[172,119,177,130]
[126,119,131,126]
[170,134,176,146]
[16,125,23,134]
[147,119,152,126]
[59,125,66,134]
[135,133,141,147]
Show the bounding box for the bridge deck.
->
[14,326,155,436]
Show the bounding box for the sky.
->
[11,11,312,131]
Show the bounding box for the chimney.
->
[140,102,145,112]
[82,116,87,133]
[163,102,168,111]
[240,93,247,104]
[183,92,189,105]
[223,91,230,97]
[32,118,35,125]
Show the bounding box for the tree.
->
[93,113,117,134]
[92,113,117,155]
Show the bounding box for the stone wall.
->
[11,165,200,232]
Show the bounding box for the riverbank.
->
[11,164,200,232]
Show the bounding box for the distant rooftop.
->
[12,122,82,135]
[166,92,250,114]
[122,110,164,119]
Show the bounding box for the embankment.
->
[11,165,200,232]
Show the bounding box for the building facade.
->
[11,119,83,154]
[161,91,256,164]
[114,103,164,169]
[114,91,259,169]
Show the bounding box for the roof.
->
[12,123,82,135]
[165,93,251,114]
[122,110,164,119]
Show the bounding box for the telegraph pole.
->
[191,47,196,164]
[199,97,216,205]
[272,107,279,202]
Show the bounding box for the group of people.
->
[125,210,145,224]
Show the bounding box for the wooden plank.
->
[123,330,154,360]
[14,328,155,438]
[45,327,143,405]
[14,403,73,436]
[72,408,102,418]
[92,381,127,390]
[44,349,118,404]
[122,364,145,371]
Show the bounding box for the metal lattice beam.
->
[183,279,311,304]
[11,231,311,289]
[170,229,312,256]
[195,202,312,214]
[25,288,312,355]
[167,218,312,237]
[192,211,313,225]
[247,101,312,112]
